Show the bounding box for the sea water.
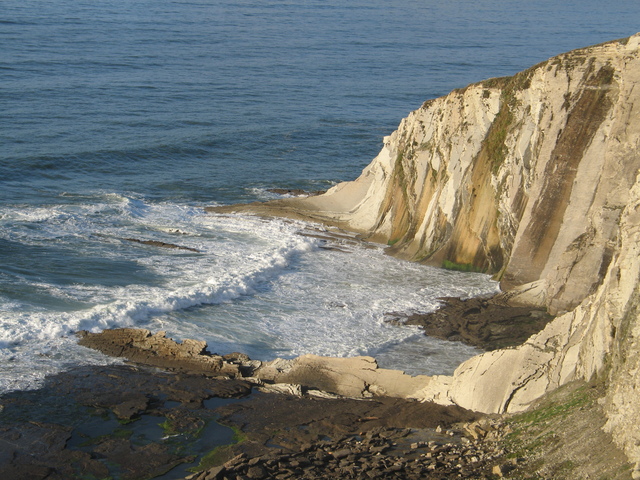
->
[1,0,638,393]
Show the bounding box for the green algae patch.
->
[158,419,178,437]
[188,424,247,473]
[442,259,486,273]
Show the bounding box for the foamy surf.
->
[0,194,498,393]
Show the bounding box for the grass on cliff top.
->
[501,381,632,480]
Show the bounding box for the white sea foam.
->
[0,196,498,393]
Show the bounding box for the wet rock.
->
[266,188,324,197]
[386,296,553,351]
[0,364,255,480]
[0,422,107,480]
[112,394,149,420]
[121,237,201,252]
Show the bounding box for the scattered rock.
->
[188,424,508,480]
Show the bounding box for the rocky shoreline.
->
[0,321,514,480]
[0,357,509,480]
[185,419,511,480]
[205,36,640,470]
[3,33,639,479]
[1,317,632,479]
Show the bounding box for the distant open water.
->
[1,0,638,393]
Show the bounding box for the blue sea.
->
[1,0,638,393]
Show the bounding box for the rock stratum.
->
[209,34,640,467]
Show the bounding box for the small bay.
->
[1,0,638,393]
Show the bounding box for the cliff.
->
[210,34,640,467]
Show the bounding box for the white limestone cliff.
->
[211,34,640,465]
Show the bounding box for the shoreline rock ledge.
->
[76,328,435,400]
[208,34,640,468]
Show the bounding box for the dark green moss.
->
[477,63,543,174]
[442,259,486,273]
[485,99,513,174]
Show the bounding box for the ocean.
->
[1,0,638,394]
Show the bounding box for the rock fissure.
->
[501,366,549,413]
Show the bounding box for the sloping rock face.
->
[419,178,640,466]
[211,35,640,465]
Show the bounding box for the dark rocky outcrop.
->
[0,364,252,480]
[386,297,554,351]
[122,237,200,252]
[0,364,495,480]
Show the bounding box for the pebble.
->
[187,425,510,480]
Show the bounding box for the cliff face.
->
[293,35,639,315]
[212,35,640,465]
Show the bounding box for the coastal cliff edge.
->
[208,34,640,468]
